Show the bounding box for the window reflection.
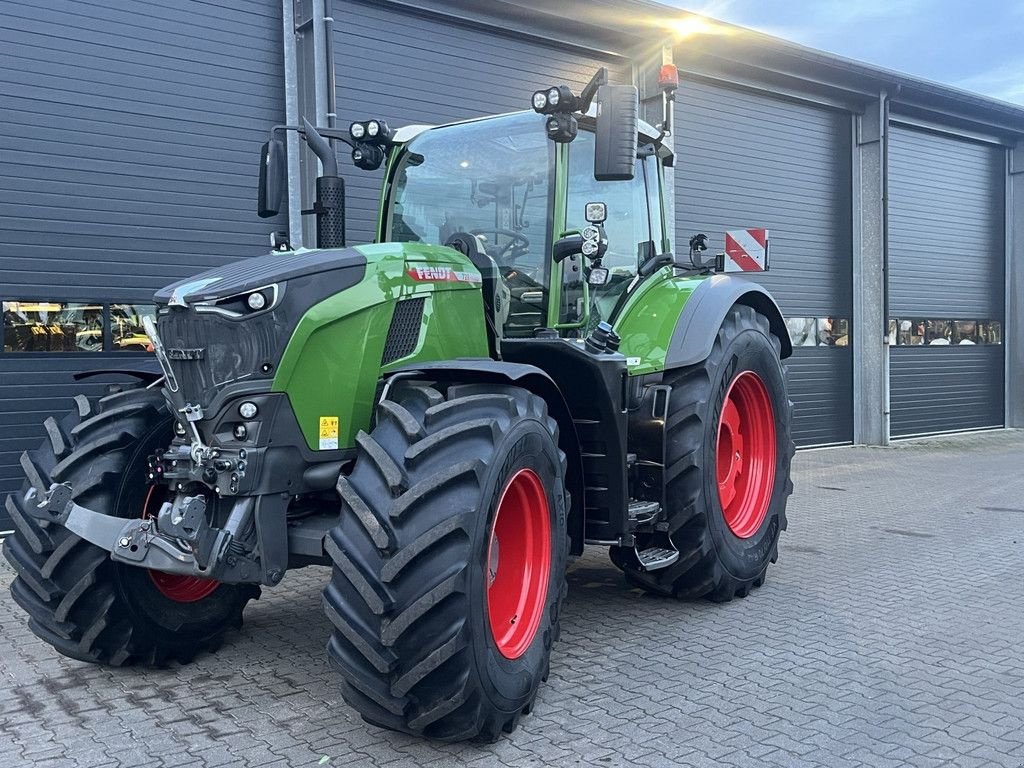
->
[889,318,1002,346]
[111,304,155,352]
[786,317,850,347]
[2,301,103,352]
[2,301,157,353]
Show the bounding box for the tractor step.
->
[634,545,678,571]
[627,500,660,525]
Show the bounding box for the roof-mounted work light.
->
[532,85,579,114]
[352,144,386,171]
[545,113,578,144]
[349,119,393,145]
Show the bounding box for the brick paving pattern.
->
[1,430,1023,767]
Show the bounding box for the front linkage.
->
[25,478,270,585]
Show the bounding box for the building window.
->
[2,301,155,353]
[889,318,1002,346]
[3,301,103,352]
[785,317,850,347]
[111,304,155,352]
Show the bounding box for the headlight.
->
[547,87,560,107]
[581,240,598,257]
[532,91,548,111]
[366,120,380,137]
[238,402,258,419]
[247,292,266,311]
[349,121,365,139]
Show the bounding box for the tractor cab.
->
[379,110,672,338]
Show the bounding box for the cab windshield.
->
[387,113,553,335]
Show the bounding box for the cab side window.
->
[566,131,661,320]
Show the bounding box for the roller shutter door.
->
[0,0,285,529]
[888,126,1005,438]
[333,0,631,244]
[674,80,854,446]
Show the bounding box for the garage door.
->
[0,0,285,530]
[888,126,1005,438]
[333,0,631,244]
[674,80,854,446]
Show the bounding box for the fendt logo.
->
[167,348,205,360]
[406,266,482,284]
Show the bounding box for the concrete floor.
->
[2,430,1023,767]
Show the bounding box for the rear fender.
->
[384,360,586,556]
[665,275,792,368]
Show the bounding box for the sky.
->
[664,0,1024,105]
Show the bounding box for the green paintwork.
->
[612,267,709,376]
[547,142,569,329]
[271,242,489,450]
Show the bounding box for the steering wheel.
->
[469,228,530,262]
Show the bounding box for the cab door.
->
[556,132,667,330]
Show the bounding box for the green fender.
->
[613,269,791,376]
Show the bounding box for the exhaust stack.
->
[302,118,346,249]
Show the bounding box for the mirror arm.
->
[579,67,609,113]
[302,117,338,176]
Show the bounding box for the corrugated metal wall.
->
[673,80,854,446]
[0,0,285,525]
[332,0,631,245]
[888,126,1005,437]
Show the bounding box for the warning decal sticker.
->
[319,416,339,450]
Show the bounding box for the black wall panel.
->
[674,80,854,446]
[888,126,1005,437]
[0,0,286,526]
[890,347,1004,437]
[889,127,1005,318]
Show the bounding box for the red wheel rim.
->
[715,371,777,539]
[141,486,219,603]
[486,468,551,660]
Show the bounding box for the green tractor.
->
[4,68,793,741]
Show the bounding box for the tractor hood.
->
[153,247,367,307]
[149,243,479,416]
[151,248,368,413]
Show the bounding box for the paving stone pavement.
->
[1,430,1023,767]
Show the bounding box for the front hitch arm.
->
[26,483,231,582]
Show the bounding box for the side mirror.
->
[258,139,285,218]
[594,85,638,181]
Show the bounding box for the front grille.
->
[157,307,283,407]
[381,298,424,365]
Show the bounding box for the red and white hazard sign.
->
[723,228,769,272]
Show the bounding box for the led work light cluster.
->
[531,84,581,143]
[348,119,393,170]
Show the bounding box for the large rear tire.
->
[2,386,258,666]
[323,382,568,742]
[613,304,794,601]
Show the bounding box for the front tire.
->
[323,382,568,742]
[2,386,258,666]
[614,304,795,601]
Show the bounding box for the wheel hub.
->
[715,371,777,539]
[485,468,551,660]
